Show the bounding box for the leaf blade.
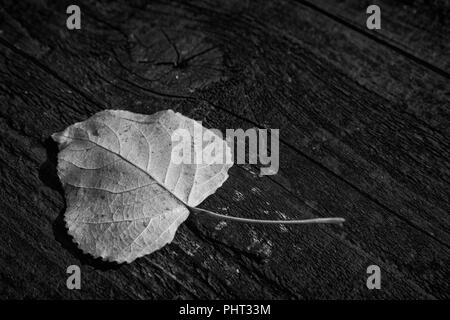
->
[53,109,233,263]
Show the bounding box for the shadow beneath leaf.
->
[39,137,122,271]
[38,137,63,196]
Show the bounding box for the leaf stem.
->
[189,206,345,225]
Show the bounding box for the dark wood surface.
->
[0,0,448,299]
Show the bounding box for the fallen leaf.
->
[52,109,232,263]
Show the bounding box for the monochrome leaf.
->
[52,109,233,263]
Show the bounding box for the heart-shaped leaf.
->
[52,109,232,263]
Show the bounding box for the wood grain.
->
[0,0,448,299]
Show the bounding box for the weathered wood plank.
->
[307,0,450,73]
[175,0,449,135]
[0,0,448,299]
[1,36,436,299]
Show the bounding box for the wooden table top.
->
[0,0,448,299]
